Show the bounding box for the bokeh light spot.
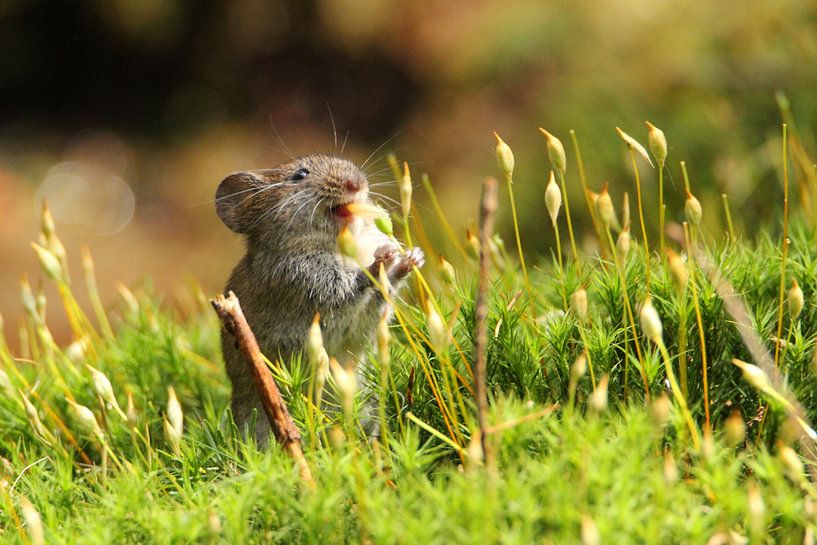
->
[36,162,135,235]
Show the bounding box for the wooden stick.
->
[211,291,315,489]
[475,177,498,466]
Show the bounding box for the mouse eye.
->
[290,168,309,181]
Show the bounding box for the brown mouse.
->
[215,154,424,445]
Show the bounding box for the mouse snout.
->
[344,173,367,193]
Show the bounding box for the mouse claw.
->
[392,247,425,280]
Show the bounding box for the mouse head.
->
[215,155,369,237]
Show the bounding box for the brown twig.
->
[211,291,316,489]
[475,177,498,466]
[406,365,415,411]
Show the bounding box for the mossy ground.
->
[2,129,817,544]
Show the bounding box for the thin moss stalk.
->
[774,125,790,369]
[646,121,667,256]
[494,133,530,288]
[604,226,650,400]
[629,149,651,290]
[556,167,579,265]
[81,246,114,340]
[659,165,665,255]
[684,223,711,430]
[668,250,689,400]
[546,171,568,309]
[721,194,736,240]
[570,130,604,252]
[421,174,468,259]
[680,162,701,247]
[656,339,701,450]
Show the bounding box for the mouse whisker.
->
[309,196,326,226]
[245,187,309,231]
[194,183,271,208]
[367,191,402,211]
[291,194,319,220]
[214,186,262,203]
[340,130,351,155]
[362,151,399,173]
[217,182,288,207]
[262,193,297,220]
[361,132,401,169]
[363,164,394,175]
[244,205,277,232]
[270,189,310,219]
[283,194,321,233]
[268,119,295,161]
[363,171,396,182]
[367,180,398,188]
[327,104,338,151]
[370,190,435,216]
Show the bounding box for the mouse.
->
[215,154,424,446]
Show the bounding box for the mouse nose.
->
[344,173,367,193]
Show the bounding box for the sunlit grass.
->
[2,122,817,543]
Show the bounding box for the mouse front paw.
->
[368,243,401,277]
[392,247,425,280]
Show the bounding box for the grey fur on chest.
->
[220,228,422,447]
[237,279,381,366]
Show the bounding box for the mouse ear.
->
[215,172,262,233]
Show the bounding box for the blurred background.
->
[2,0,817,344]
